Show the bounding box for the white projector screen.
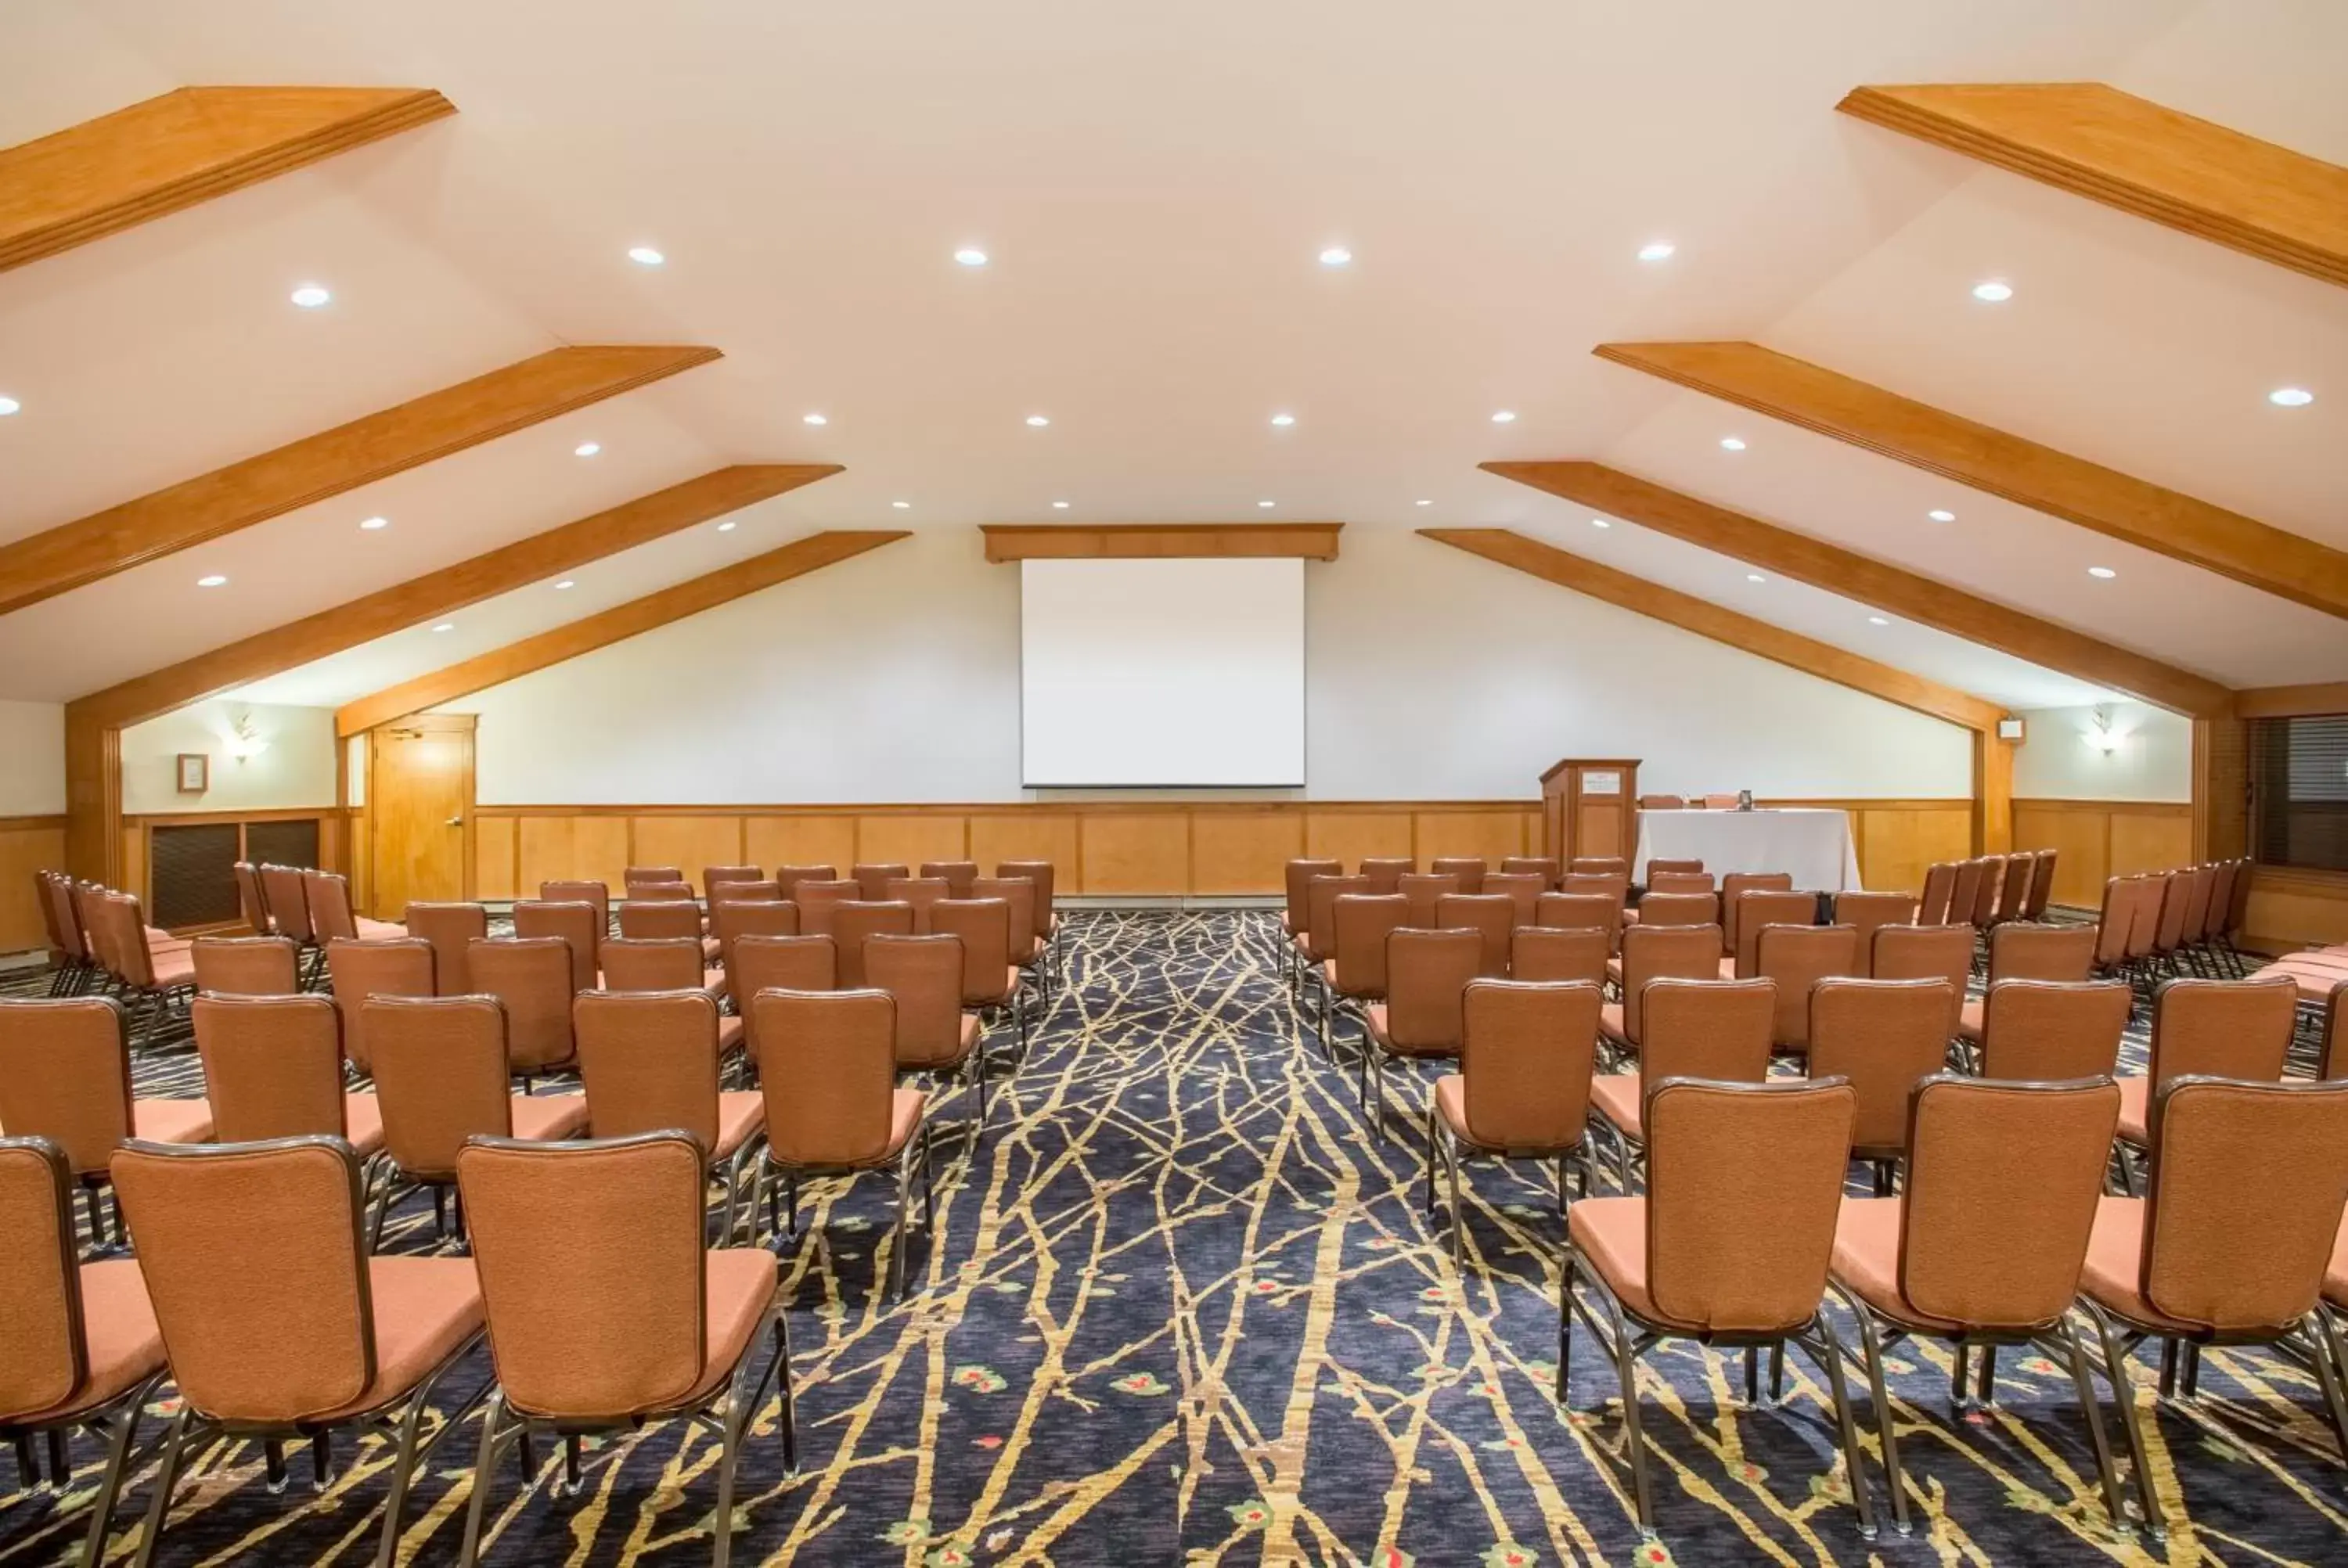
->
[1020,557,1306,787]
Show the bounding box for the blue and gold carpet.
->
[4,910,2346,1565]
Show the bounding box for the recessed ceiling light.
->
[2269,387,2315,407]
[1927,509,1956,523]
[574,441,601,457]
[1590,518,1611,529]
[1637,242,1676,262]
[1720,437,1746,451]
[802,412,828,426]
[196,574,227,588]
[554,579,575,590]
[0,396,20,416]
[1415,499,1433,507]
[289,285,331,308]
[358,516,388,531]
[1745,573,1766,584]
[891,500,911,509]
[1867,615,1889,626]
[627,246,664,266]
[2087,566,2118,580]
[716,520,737,532]
[1319,246,1352,267]
[1051,501,1071,509]
[1491,410,1517,424]
[1972,281,2014,302]
[954,247,989,267]
[1025,415,1050,427]
[1269,413,1295,427]
[432,622,455,632]
[1258,500,1276,509]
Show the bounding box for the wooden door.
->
[369,714,474,917]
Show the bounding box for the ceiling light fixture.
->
[891,500,911,509]
[717,520,737,531]
[953,247,989,267]
[574,441,600,457]
[1270,413,1295,427]
[627,246,664,266]
[1590,518,1611,529]
[0,396,20,416]
[2087,566,2117,580]
[1258,500,1276,509]
[1928,509,1956,523]
[196,574,227,588]
[1025,415,1050,427]
[1052,501,1071,509]
[1637,242,1676,262]
[1720,437,1746,451]
[1745,573,1766,584]
[1972,280,2014,302]
[1491,410,1517,424]
[2269,387,2315,407]
[432,622,455,632]
[1319,246,1352,266]
[555,579,575,589]
[802,412,827,426]
[1415,499,1433,508]
[1867,615,1889,625]
[290,285,331,308]
[358,516,388,530]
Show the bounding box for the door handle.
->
[445,817,463,828]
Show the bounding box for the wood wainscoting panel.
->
[0,817,68,953]
[1192,811,1305,894]
[1412,807,1527,865]
[574,818,631,893]
[631,815,747,886]
[2109,807,2195,881]
[473,815,517,901]
[2011,799,2194,908]
[2245,867,2348,951]
[1305,810,1413,869]
[1856,806,1972,894]
[855,814,970,872]
[1079,814,1191,895]
[967,813,1082,879]
[745,814,858,876]
[513,815,576,898]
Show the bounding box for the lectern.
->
[1540,757,1640,865]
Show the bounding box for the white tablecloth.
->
[1633,808,1864,891]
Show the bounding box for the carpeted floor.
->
[5,910,2347,1566]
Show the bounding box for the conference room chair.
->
[598,936,725,998]
[1637,795,1686,810]
[1396,872,1459,930]
[33,872,95,996]
[625,865,685,891]
[0,996,212,1254]
[704,865,764,897]
[1990,852,2036,927]
[1756,924,1861,1058]
[885,875,952,933]
[257,864,318,958]
[1941,861,1985,944]
[774,865,838,902]
[1560,1076,1875,1538]
[2323,980,2348,1081]
[1482,871,1547,930]
[1590,976,1773,1191]
[1356,857,1413,896]
[2218,858,2256,974]
[2145,871,2195,980]
[1702,793,1743,810]
[1832,892,1916,977]
[2179,865,2224,974]
[2087,876,2145,984]
[1597,925,1726,1059]
[2024,850,2060,922]
[1645,870,1714,900]
[1363,927,1481,1138]
[1725,888,1819,979]
[1719,872,1798,961]
[232,860,273,937]
[1428,980,1601,1267]
[453,1132,792,1568]
[88,893,198,1045]
[111,1135,488,1568]
[191,933,300,995]
[1323,893,1410,1063]
[620,896,722,963]
[1501,855,1562,888]
[193,994,384,1171]
[0,1135,168,1568]
[326,937,436,1076]
[1968,854,2008,933]
[709,877,782,911]
[831,899,917,990]
[1280,858,1342,963]
[1436,892,1514,979]
[921,860,981,896]
[361,994,589,1247]
[750,988,934,1300]
[1975,980,2133,1083]
[1805,977,1956,1195]
[716,901,802,991]
[2119,875,2166,990]
[631,879,700,910]
[466,937,581,1078]
[852,862,911,901]
[1536,891,1621,956]
[1570,857,1629,877]
[2112,976,2298,1192]
[930,898,1021,1066]
[1647,858,1704,876]
[304,870,405,947]
[1828,1075,2126,1536]
[1615,894,1712,972]
[1428,856,1487,894]
[511,900,602,995]
[971,873,1050,1010]
[868,932,990,1131]
[403,902,487,995]
[1295,873,1370,1013]
[791,877,859,938]
[2077,1077,2348,1535]
[1869,925,1977,1038]
[1917,861,1958,927]
[1511,926,1609,988]
[1955,923,2098,1048]
[996,859,1064,976]
[729,934,837,1073]
[574,990,765,1240]
[536,879,610,928]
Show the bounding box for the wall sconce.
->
[2083,706,2124,755]
[221,710,269,762]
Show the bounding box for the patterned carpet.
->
[5,910,2348,1566]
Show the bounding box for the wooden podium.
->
[1540,757,1640,864]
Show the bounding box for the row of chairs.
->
[1636,793,1745,809]
[1917,850,2057,933]
[2084,859,2259,990]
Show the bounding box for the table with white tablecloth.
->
[1632,807,1864,890]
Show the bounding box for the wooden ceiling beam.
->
[1593,340,2348,620]
[67,465,840,730]
[334,530,909,736]
[0,86,458,272]
[1421,527,2004,732]
[1483,460,2235,717]
[0,344,722,617]
[2234,682,2348,720]
[1838,83,2348,290]
[980,523,1343,562]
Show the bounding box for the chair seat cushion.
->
[676,1248,780,1412]
[510,1093,589,1142]
[2327,1214,2348,1311]
[1432,1074,1471,1143]
[718,1014,746,1056]
[877,1088,925,1161]
[1956,996,1985,1045]
[344,1093,385,1158]
[130,1096,214,1149]
[1566,1196,1663,1326]
[713,1091,766,1162]
[1587,1073,1643,1139]
[307,1257,482,1423]
[1597,1002,1629,1047]
[7,1259,165,1424]
[1366,1004,1456,1059]
[2115,1076,2151,1148]
[1831,1197,1961,1335]
[149,949,198,987]
[1603,958,1623,987]
[355,919,408,941]
[703,968,729,1000]
[701,936,723,964]
[1716,956,1737,980]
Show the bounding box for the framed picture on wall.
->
[176,753,209,794]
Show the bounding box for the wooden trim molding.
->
[0,344,723,617]
[69,466,841,730]
[0,86,457,273]
[1419,527,2006,732]
[2234,682,2348,719]
[1483,460,2235,717]
[1838,83,2348,291]
[980,523,1343,563]
[0,815,69,833]
[337,530,909,736]
[1591,340,2348,620]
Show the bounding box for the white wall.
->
[121,699,340,815]
[2012,701,2193,803]
[453,527,1974,804]
[0,700,66,816]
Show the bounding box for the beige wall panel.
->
[474,815,517,901]
[2245,871,2348,949]
[0,823,67,951]
[967,813,1081,879]
[1304,810,1413,868]
[632,815,748,887]
[574,817,632,892]
[1192,811,1303,894]
[515,816,578,897]
[745,815,857,875]
[1079,814,1190,895]
[854,814,970,871]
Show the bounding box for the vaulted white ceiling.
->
[1,0,2340,717]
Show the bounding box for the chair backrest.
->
[1302,875,1371,962]
[1500,856,1561,888]
[703,865,762,894]
[1728,888,1817,976]
[1647,870,1715,898]
[1986,921,2098,984]
[1644,1077,1855,1334]
[1379,927,1482,1052]
[1995,853,2035,924]
[712,900,799,973]
[0,1136,86,1421]
[630,879,698,906]
[625,866,684,891]
[1428,856,1486,894]
[2223,856,2254,938]
[598,937,708,993]
[1806,978,1956,1155]
[2326,981,2348,1082]
[1331,894,1409,997]
[402,902,487,994]
[1478,872,1546,928]
[1970,854,2008,926]
[259,864,315,943]
[538,881,611,924]
[790,878,859,937]
[830,901,917,989]
[2024,848,2058,919]
[729,935,838,1063]
[232,861,272,936]
[618,899,703,943]
[466,937,578,1071]
[1899,1075,2120,1331]
[1570,857,1628,877]
[969,877,1037,961]
[1618,926,1728,1043]
[363,995,516,1179]
[2152,871,2193,955]
[1756,924,1860,1050]
[2195,861,2233,943]
[193,934,300,995]
[302,870,362,943]
[1918,861,1958,926]
[574,990,721,1150]
[1943,861,1984,934]
[195,992,353,1145]
[95,894,157,987]
[1459,980,1600,1150]
[884,877,952,933]
[41,873,89,962]
[459,1131,722,1420]
[1637,978,1774,1083]
[1977,980,2132,1081]
[1358,857,1414,895]
[2147,976,2299,1092]
[1647,858,1704,875]
[0,996,133,1178]
[2123,876,2165,962]
[1435,892,1514,978]
[1868,924,1974,1033]
[773,865,838,902]
[931,899,1013,1007]
[1630,892,1715,931]
[67,883,107,974]
[866,933,969,1068]
[2177,864,2217,948]
[512,900,602,994]
[754,989,901,1167]
[919,861,980,896]
[708,878,781,908]
[994,861,1058,938]
[1395,872,1459,930]
[1283,858,1343,936]
[325,937,435,1074]
[852,863,911,901]
[1639,795,1687,810]
[1554,871,1625,910]
[1832,891,1915,976]
[1534,892,1620,952]
[1510,926,1608,987]
[2140,1077,2348,1333]
[2091,878,2135,966]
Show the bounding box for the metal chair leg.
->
[1446,1134,1467,1270]
[1806,1314,1878,1537]
[2084,1302,2163,1537]
[459,1395,513,1568]
[75,1376,160,1568]
[2056,1317,2133,1537]
[372,1387,436,1568]
[1838,1290,1908,1534]
[128,1406,193,1568]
